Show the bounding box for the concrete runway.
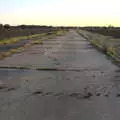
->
[0,30,120,120]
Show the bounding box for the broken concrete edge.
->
[0,30,68,61]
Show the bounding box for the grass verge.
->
[77,29,120,65]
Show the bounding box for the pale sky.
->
[0,0,120,26]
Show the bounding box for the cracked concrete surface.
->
[0,30,120,120]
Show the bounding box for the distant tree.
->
[19,25,26,29]
[4,24,10,29]
[0,24,3,29]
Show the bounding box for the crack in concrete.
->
[0,66,101,72]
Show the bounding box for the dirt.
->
[0,30,120,120]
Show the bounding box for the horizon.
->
[0,0,120,27]
[3,23,117,27]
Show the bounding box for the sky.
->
[0,0,120,26]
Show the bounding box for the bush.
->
[4,24,10,29]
